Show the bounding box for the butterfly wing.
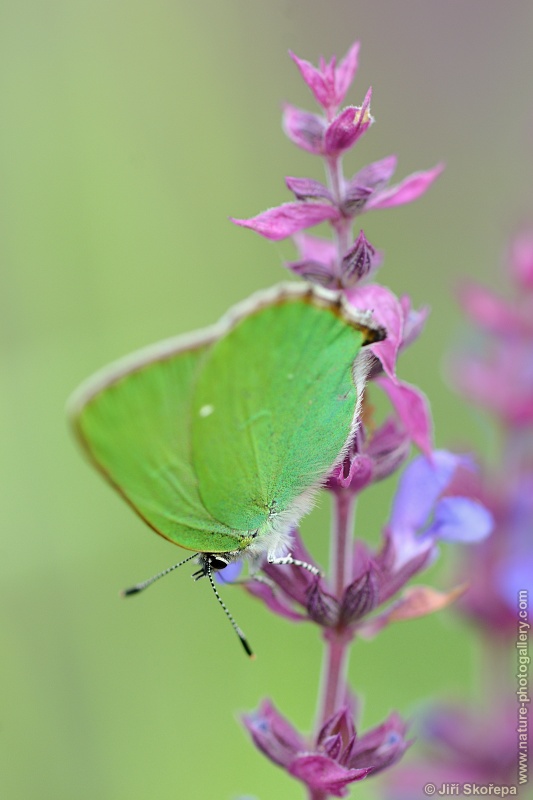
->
[191,289,368,532]
[69,331,248,553]
[70,283,381,555]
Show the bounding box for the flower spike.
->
[243,699,409,798]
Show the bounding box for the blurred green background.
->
[2,1,533,798]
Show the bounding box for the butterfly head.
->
[192,552,240,581]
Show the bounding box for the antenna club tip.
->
[240,637,254,658]
[121,587,140,597]
[249,653,257,661]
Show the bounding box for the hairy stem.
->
[309,790,328,800]
[314,491,357,734]
[325,155,352,276]
[332,490,357,597]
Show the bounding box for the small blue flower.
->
[215,560,243,584]
[388,450,493,569]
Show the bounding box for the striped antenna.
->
[205,561,255,659]
[121,552,199,596]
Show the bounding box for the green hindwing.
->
[71,336,249,553]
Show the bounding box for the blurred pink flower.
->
[453,227,533,426]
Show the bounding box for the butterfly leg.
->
[267,554,322,576]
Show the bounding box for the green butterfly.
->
[69,283,383,652]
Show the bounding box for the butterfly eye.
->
[208,555,231,572]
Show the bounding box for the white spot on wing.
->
[199,404,214,417]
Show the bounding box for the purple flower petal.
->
[286,259,337,287]
[342,155,398,216]
[366,418,411,481]
[262,529,322,607]
[340,230,382,287]
[288,230,339,285]
[389,451,465,535]
[377,543,435,603]
[231,202,339,241]
[246,579,308,622]
[306,579,340,627]
[321,733,343,760]
[425,496,493,543]
[366,164,444,211]
[342,184,374,215]
[346,284,404,379]
[245,530,324,622]
[376,376,434,456]
[285,176,333,202]
[340,568,379,625]
[324,91,373,157]
[334,41,361,106]
[349,713,410,773]
[289,41,361,114]
[399,295,430,348]
[289,51,334,110]
[329,419,410,494]
[349,155,398,192]
[370,584,467,631]
[293,231,337,264]
[317,705,356,748]
[282,104,326,154]
[243,700,303,768]
[289,754,372,797]
[328,452,374,493]
[215,561,242,584]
